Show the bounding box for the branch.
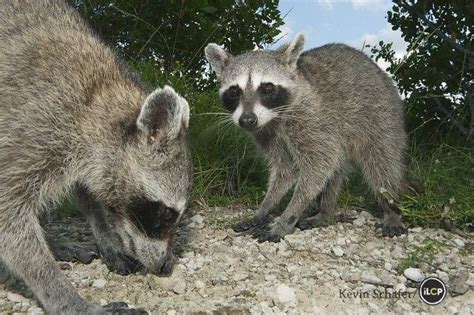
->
[419,15,474,57]
[431,97,469,136]
[399,2,474,57]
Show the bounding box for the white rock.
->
[384,262,392,271]
[173,281,186,294]
[453,239,465,247]
[167,311,177,315]
[274,284,296,305]
[332,246,344,257]
[359,211,375,221]
[27,307,44,315]
[91,278,107,289]
[410,227,423,233]
[190,214,204,224]
[7,292,29,303]
[353,216,365,227]
[436,270,449,283]
[404,268,425,282]
[194,280,205,289]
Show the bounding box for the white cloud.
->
[320,0,335,10]
[314,0,390,10]
[350,0,389,10]
[346,24,408,71]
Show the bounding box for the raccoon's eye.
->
[222,85,242,112]
[260,83,275,95]
[227,86,241,99]
[162,207,177,221]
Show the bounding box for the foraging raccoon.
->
[205,34,407,242]
[0,0,192,313]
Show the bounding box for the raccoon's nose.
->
[239,112,258,130]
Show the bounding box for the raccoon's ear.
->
[205,43,232,79]
[278,33,305,68]
[136,85,190,143]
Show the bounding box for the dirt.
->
[0,205,473,314]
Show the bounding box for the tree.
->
[371,0,473,140]
[68,0,283,88]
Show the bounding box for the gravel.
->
[0,206,472,314]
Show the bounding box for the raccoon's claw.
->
[232,216,271,233]
[103,302,148,314]
[296,213,335,230]
[375,222,407,237]
[100,250,143,275]
[255,231,284,243]
[50,241,99,264]
[252,223,288,243]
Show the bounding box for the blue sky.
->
[275,0,408,69]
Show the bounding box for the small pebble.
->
[190,215,204,225]
[91,278,107,289]
[352,216,365,227]
[173,281,186,294]
[332,246,344,257]
[274,284,296,305]
[7,292,29,303]
[404,268,425,282]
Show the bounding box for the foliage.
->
[399,143,473,229]
[68,0,283,89]
[399,236,446,272]
[370,0,473,140]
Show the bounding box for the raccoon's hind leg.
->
[0,205,98,313]
[75,185,142,275]
[297,168,345,230]
[358,144,407,237]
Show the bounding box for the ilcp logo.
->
[419,277,447,305]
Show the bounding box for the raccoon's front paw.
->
[375,221,407,237]
[253,219,293,243]
[100,250,143,275]
[232,215,271,233]
[102,302,147,314]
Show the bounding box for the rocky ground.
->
[0,205,472,314]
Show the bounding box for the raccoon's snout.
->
[239,112,258,130]
[155,252,176,277]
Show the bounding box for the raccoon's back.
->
[0,0,125,176]
[298,44,400,105]
[0,0,119,117]
[298,44,404,127]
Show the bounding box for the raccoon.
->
[0,0,192,313]
[205,34,407,243]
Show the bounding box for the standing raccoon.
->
[0,0,192,313]
[205,34,407,242]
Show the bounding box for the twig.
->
[432,97,469,136]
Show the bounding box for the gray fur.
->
[0,0,192,313]
[206,34,407,242]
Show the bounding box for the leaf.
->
[201,6,218,14]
